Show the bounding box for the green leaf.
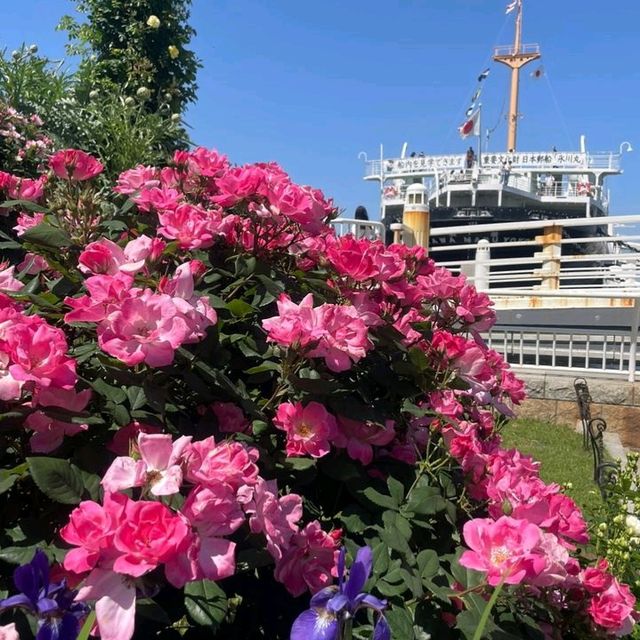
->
[417,549,440,580]
[226,299,256,317]
[406,485,448,515]
[387,476,405,503]
[282,457,316,471]
[91,379,127,404]
[339,506,373,534]
[27,457,84,504]
[21,222,72,248]
[244,362,281,375]
[386,606,415,638]
[184,580,227,628]
[126,386,147,411]
[0,199,48,212]
[0,463,28,494]
[362,486,398,510]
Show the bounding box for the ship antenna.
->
[493,0,540,151]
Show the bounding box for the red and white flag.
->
[505,0,519,14]
[458,109,480,139]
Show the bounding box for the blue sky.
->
[1,0,639,219]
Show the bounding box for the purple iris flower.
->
[290,546,390,640]
[0,549,89,640]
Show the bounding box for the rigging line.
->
[443,11,511,148]
[487,93,507,139]
[543,71,573,149]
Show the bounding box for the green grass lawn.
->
[500,418,602,514]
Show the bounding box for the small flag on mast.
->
[477,68,490,82]
[505,0,519,14]
[458,109,481,139]
[531,65,545,79]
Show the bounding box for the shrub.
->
[0,147,636,639]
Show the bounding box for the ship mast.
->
[493,0,540,151]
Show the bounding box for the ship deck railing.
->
[330,214,640,381]
[363,151,622,180]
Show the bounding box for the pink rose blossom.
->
[50,149,104,181]
[64,273,136,324]
[245,478,302,561]
[182,484,244,537]
[0,624,19,640]
[211,401,250,433]
[334,416,396,465]
[61,493,127,574]
[114,165,159,194]
[581,559,613,594]
[25,409,88,453]
[13,211,44,235]
[185,437,260,493]
[274,521,339,596]
[273,401,338,458]
[75,568,136,640]
[587,578,638,637]
[460,516,545,585]
[17,253,49,275]
[6,322,76,389]
[112,497,190,577]
[0,265,22,292]
[132,186,182,212]
[101,432,191,496]
[97,290,191,367]
[8,177,45,202]
[164,532,236,587]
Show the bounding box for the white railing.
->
[428,214,640,291]
[485,318,640,381]
[330,218,385,241]
[494,43,541,57]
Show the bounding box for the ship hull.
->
[382,205,610,286]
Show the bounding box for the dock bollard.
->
[474,239,491,291]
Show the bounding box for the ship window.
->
[408,194,415,204]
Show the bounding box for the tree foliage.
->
[59,0,201,115]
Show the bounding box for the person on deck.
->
[466,146,476,169]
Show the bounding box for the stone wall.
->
[514,373,640,451]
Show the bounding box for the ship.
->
[361,0,630,274]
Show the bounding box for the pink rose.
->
[587,578,638,637]
[97,290,190,367]
[211,401,250,433]
[112,497,190,577]
[182,484,244,536]
[114,165,159,194]
[273,401,337,458]
[61,494,127,574]
[245,478,302,561]
[274,521,339,596]
[185,437,260,493]
[334,416,396,465]
[460,516,545,586]
[101,432,191,496]
[0,623,19,640]
[50,149,104,181]
[581,559,613,594]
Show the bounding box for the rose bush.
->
[0,145,637,639]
